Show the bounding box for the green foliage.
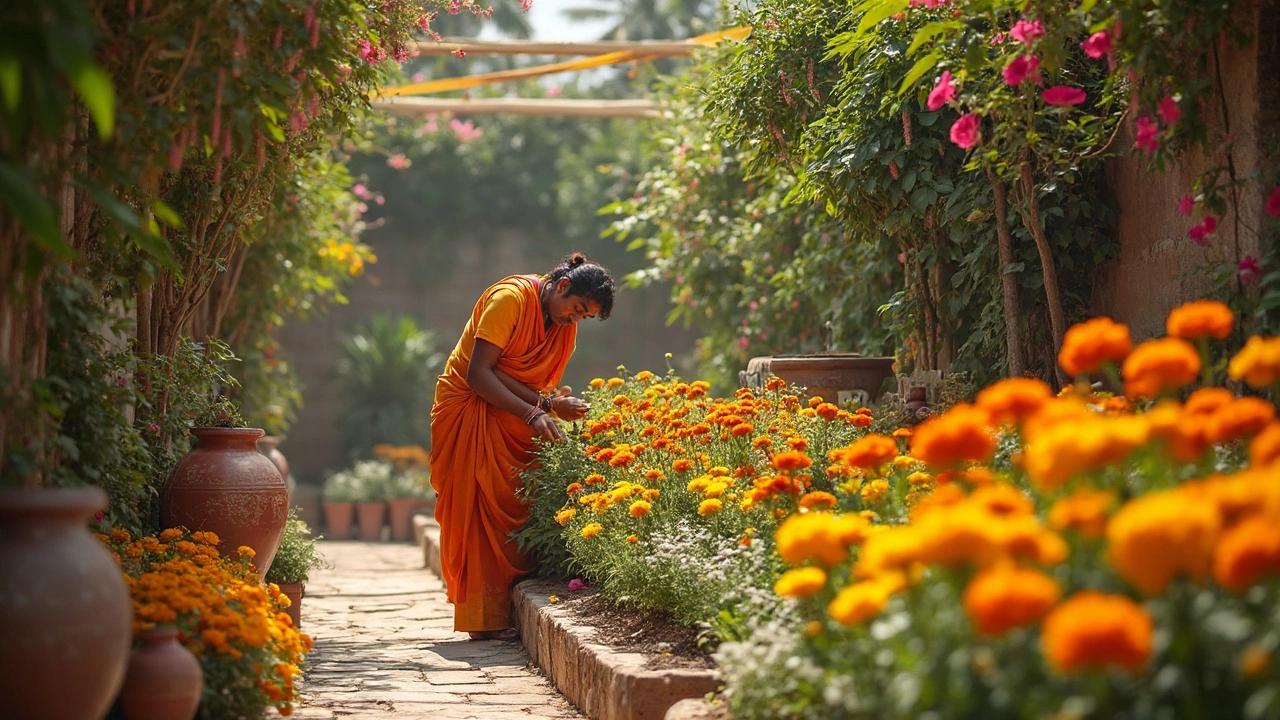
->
[265,509,331,585]
[322,460,398,503]
[334,314,444,461]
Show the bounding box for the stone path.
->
[288,541,583,719]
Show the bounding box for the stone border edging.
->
[412,514,442,578]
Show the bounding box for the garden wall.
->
[1094,0,1280,337]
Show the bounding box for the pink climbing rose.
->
[568,578,585,592]
[1010,19,1045,46]
[950,113,982,149]
[927,71,956,111]
[1081,31,1111,58]
[1158,95,1181,126]
[1177,194,1195,215]
[1003,55,1041,86]
[1135,116,1159,152]
[1043,86,1086,107]
[387,153,409,170]
[1267,186,1280,217]
[1188,216,1217,245]
[1238,256,1262,283]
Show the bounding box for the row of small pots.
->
[322,498,430,542]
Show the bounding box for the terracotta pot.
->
[387,497,430,542]
[0,487,133,720]
[356,501,386,541]
[277,582,304,629]
[744,354,896,404]
[161,427,288,576]
[118,628,203,720]
[256,436,290,484]
[323,501,355,540]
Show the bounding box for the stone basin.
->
[741,353,896,404]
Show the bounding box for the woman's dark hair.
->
[545,252,614,320]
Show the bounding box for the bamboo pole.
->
[373,96,664,118]
[415,38,707,57]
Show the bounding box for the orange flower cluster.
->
[372,444,430,469]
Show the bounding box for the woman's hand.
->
[551,395,590,421]
[530,412,565,442]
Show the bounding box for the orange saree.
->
[429,275,576,631]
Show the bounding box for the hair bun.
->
[569,253,587,266]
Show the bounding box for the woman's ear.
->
[556,277,572,295]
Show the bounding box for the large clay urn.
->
[118,627,203,720]
[162,427,289,576]
[0,487,133,720]
[742,353,896,404]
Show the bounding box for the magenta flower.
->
[950,113,982,149]
[148,422,160,434]
[1158,95,1181,126]
[387,153,409,170]
[353,183,371,199]
[520,0,532,10]
[1267,186,1280,217]
[1134,116,1159,152]
[1238,256,1263,283]
[1177,194,1195,215]
[926,71,955,111]
[990,32,1007,44]
[1188,215,1218,245]
[1081,31,1111,58]
[1002,55,1040,86]
[1010,19,1045,46]
[568,578,585,592]
[1043,85,1086,107]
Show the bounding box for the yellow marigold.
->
[808,396,824,408]
[644,469,665,482]
[672,459,694,473]
[1059,317,1133,376]
[589,378,605,388]
[827,577,897,625]
[892,455,917,469]
[1041,591,1153,674]
[1122,338,1201,399]
[910,404,996,467]
[771,450,813,473]
[634,370,655,382]
[860,479,890,504]
[776,512,847,567]
[238,546,256,559]
[1023,415,1148,491]
[607,377,625,388]
[566,483,583,494]
[709,465,731,477]
[1107,490,1221,595]
[1213,514,1280,592]
[799,491,838,510]
[1252,423,1280,467]
[643,488,661,501]
[1048,489,1115,539]
[1228,336,1280,388]
[963,562,1060,636]
[907,471,934,485]
[628,500,651,518]
[584,473,606,486]
[774,567,828,598]
[697,498,723,516]
[580,523,604,539]
[975,378,1054,426]
[159,528,184,541]
[831,434,898,470]
[1166,299,1234,341]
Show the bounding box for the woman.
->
[429,253,614,640]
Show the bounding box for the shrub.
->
[265,509,331,586]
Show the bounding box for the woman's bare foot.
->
[467,628,518,641]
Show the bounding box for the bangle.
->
[525,407,546,425]
[540,394,553,413]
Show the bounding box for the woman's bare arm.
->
[467,339,563,440]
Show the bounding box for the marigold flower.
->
[1023,416,1148,490]
[1058,317,1132,376]
[963,562,1060,636]
[1213,515,1280,592]
[1228,336,1280,388]
[589,377,605,388]
[580,523,604,539]
[671,459,694,473]
[827,577,896,625]
[1209,397,1276,444]
[975,378,1053,426]
[628,500,651,518]
[799,491,838,510]
[634,370,655,382]
[910,404,996,467]
[786,436,808,451]
[607,377,625,388]
[815,403,840,421]
[1252,423,1280,467]
[771,450,813,472]
[626,534,639,543]
[752,437,773,450]
[729,422,755,438]
[1122,338,1201,399]
[1107,490,1220,595]
[697,498,723,516]
[1166,300,1234,341]
[1041,591,1152,674]
[159,528,184,541]
[238,546,256,559]
[584,473,606,486]
[1048,489,1115,539]
[774,567,828,598]
[566,483,583,494]
[776,512,847,567]
[860,479,890,504]
[831,434,898,470]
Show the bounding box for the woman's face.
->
[545,278,602,326]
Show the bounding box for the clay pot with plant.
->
[386,467,434,543]
[321,471,359,540]
[117,626,203,720]
[264,509,331,629]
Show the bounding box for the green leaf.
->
[0,56,20,111]
[907,21,960,56]
[964,41,986,74]
[77,178,179,272]
[1079,0,1098,12]
[152,200,185,230]
[0,162,73,259]
[68,62,116,139]
[852,0,910,44]
[898,52,941,96]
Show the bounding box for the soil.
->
[552,586,716,671]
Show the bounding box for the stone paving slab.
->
[291,541,583,719]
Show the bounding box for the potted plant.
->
[264,509,331,629]
[386,467,434,543]
[321,471,359,541]
[351,460,391,542]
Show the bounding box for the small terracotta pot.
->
[323,501,354,540]
[387,497,429,542]
[161,428,288,576]
[356,501,386,541]
[118,628,203,720]
[277,582,305,629]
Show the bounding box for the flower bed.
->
[519,301,1280,719]
[100,528,312,718]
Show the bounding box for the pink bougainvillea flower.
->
[387,153,409,170]
[1002,55,1041,86]
[1043,85,1086,107]
[520,0,533,10]
[547,84,562,98]
[1188,216,1218,245]
[1177,194,1195,215]
[1135,116,1159,152]
[568,578,585,592]
[950,113,982,149]
[1010,19,1045,46]
[909,0,950,7]
[1238,256,1263,283]
[353,183,370,199]
[358,40,376,62]
[149,422,160,433]
[1158,95,1181,126]
[1081,31,1112,58]
[926,71,956,111]
[1265,185,1280,217]
[450,118,483,142]
[990,32,1007,44]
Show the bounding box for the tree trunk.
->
[987,166,1027,378]
[1017,159,1068,385]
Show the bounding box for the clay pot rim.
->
[192,427,266,440]
[257,435,281,449]
[0,486,107,514]
[138,626,181,640]
[764,355,896,370]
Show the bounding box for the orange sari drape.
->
[429,275,576,631]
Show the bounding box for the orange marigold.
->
[1107,490,1221,595]
[1122,338,1201,399]
[580,523,604,539]
[1166,299,1234,341]
[1213,515,1280,592]
[815,403,841,421]
[827,575,902,626]
[798,491,838,510]
[831,434,898,470]
[963,562,1060,636]
[1041,591,1153,674]
[1252,423,1280,467]
[1059,317,1133,377]
[975,378,1054,426]
[1228,336,1280,388]
[771,450,813,473]
[910,404,997,467]
[1209,397,1277,444]
[1048,489,1115,539]
[672,459,694,473]
[697,498,723,516]
[774,567,828,598]
[776,512,847,567]
[628,500,652,518]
